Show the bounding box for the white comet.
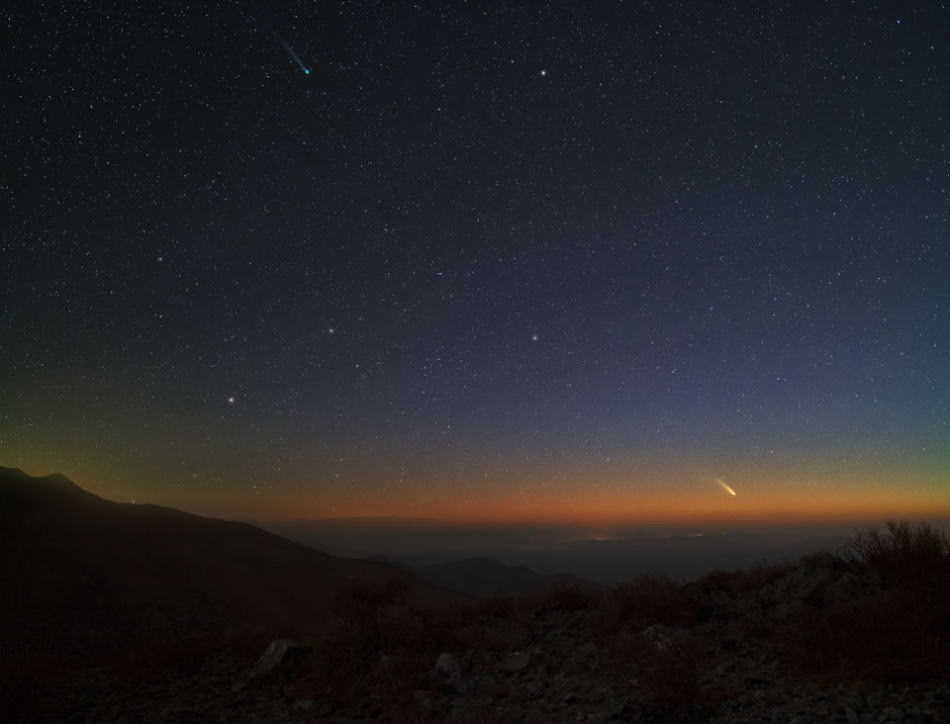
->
[716,478,737,496]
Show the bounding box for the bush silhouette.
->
[847,520,950,587]
[781,520,950,683]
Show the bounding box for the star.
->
[6,0,945,538]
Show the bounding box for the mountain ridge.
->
[0,466,463,666]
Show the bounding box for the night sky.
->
[4,1,949,524]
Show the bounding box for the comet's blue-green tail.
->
[275,32,310,75]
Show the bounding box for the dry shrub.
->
[632,637,703,710]
[307,630,429,708]
[0,631,272,719]
[445,597,535,652]
[782,586,950,683]
[307,585,551,719]
[331,575,428,652]
[848,520,950,587]
[306,630,431,713]
[703,560,796,593]
[430,594,539,653]
[0,654,70,720]
[471,593,539,622]
[540,584,591,612]
[302,579,484,711]
[703,568,740,586]
[333,580,386,653]
[799,550,842,569]
[780,521,950,684]
[736,559,797,591]
[321,577,435,676]
[609,574,695,628]
[105,628,274,685]
[597,575,709,707]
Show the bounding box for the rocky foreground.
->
[8,537,950,724]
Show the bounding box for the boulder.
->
[248,638,312,678]
[641,624,688,651]
[453,673,497,695]
[879,707,904,722]
[435,651,461,676]
[577,641,598,656]
[501,650,531,672]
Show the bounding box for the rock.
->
[413,690,435,711]
[605,695,632,719]
[763,564,839,619]
[450,696,477,720]
[846,707,859,724]
[293,699,316,712]
[521,677,545,701]
[453,674,497,695]
[501,650,531,672]
[880,707,904,722]
[709,660,736,679]
[822,570,875,607]
[790,715,811,724]
[641,623,687,650]
[435,652,460,676]
[248,638,312,678]
[577,641,598,656]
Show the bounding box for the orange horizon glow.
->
[269,459,950,525]
[15,454,949,529]
[298,491,950,527]
[132,478,950,529]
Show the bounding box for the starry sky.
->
[3,1,949,525]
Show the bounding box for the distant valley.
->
[258,516,857,585]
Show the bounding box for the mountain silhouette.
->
[0,466,461,665]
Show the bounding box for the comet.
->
[275,32,310,75]
[716,478,737,496]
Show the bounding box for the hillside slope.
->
[0,466,461,664]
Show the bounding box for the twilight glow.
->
[3,1,948,527]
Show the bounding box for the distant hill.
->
[258,516,858,584]
[369,553,598,597]
[414,558,599,598]
[268,520,603,596]
[0,466,462,666]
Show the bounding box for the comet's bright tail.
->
[716,478,737,496]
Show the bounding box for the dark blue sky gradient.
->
[3,1,948,520]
